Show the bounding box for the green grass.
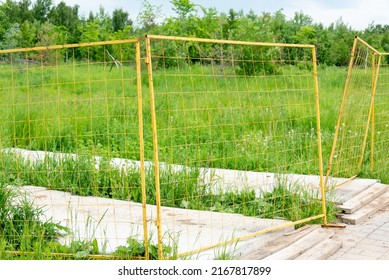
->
[0,62,327,173]
[0,152,337,259]
[0,62,141,159]
[0,176,175,260]
[0,150,338,223]
[0,60,382,260]
[0,63,349,175]
[150,63,321,173]
[0,182,67,259]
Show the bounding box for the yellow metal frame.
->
[357,53,381,171]
[1,39,150,260]
[145,34,327,259]
[136,39,149,260]
[0,39,139,54]
[144,35,164,260]
[146,34,316,48]
[1,35,333,260]
[312,46,327,226]
[325,36,382,189]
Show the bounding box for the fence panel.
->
[325,37,380,187]
[145,35,326,259]
[0,35,331,260]
[325,36,389,187]
[371,52,389,183]
[0,40,150,259]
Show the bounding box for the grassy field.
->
[0,62,346,172]
[0,58,385,259]
[0,61,140,159]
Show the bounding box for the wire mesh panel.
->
[145,35,326,259]
[0,40,150,259]
[372,52,389,183]
[325,37,380,187]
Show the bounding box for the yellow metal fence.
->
[145,35,326,259]
[372,51,389,182]
[0,39,150,259]
[326,36,389,187]
[0,36,327,260]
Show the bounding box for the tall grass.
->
[0,63,351,172]
[0,182,67,259]
[0,58,386,182]
[0,62,141,159]
[0,151,338,224]
[0,62,347,259]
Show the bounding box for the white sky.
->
[53,0,389,30]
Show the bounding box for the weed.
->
[113,235,176,260]
[213,239,239,260]
[0,183,67,256]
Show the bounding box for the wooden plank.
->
[241,225,319,260]
[295,239,342,260]
[263,228,334,260]
[339,183,388,214]
[333,178,379,203]
[341,191,389,225]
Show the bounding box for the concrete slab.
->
[7,148,378,204]
[16,185,292,260]
[198,168,325,196]
[0,149,307,196]
[4,148,326,197]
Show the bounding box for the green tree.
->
[32,0,53,23]
[193,6,219,38]
[95,5,113,36]
[294,26,316,44]
[326,18,354,66]
[2,0,32,24]
[78,20,106,60]
[0,23,21,50]
[112,25,133,40]
[136,0,162,32]
[20,20,37,47]
[221,8,239,39]
[36,21,64,47]
[112,8,131,32]
[49,1,80,43]
[268,10,292,43]
[0,4,11,41]
[313,23,332,65]
[80,6,114,42]
[170,0,197,35]
[292,11,313,28]
[381,29,389,52]
[79,21,100,43]
[171,0,196,19]
[35,21,61,63]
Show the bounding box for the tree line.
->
[1,0,388,66]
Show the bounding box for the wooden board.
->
[263,228,335,260]
[339,183,388,214]
[241,225,319,260]
[295,239,342,260]
[341,191,389,225]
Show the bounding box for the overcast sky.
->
[53,0,388,30]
